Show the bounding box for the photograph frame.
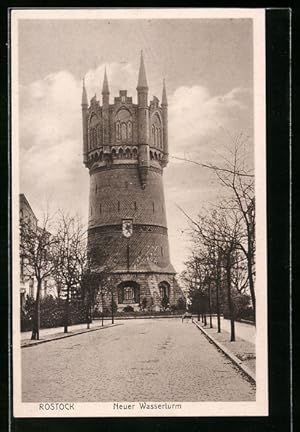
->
[0,3,287,432]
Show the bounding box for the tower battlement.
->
[82,52,182,313]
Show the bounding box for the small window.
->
[118,201,120,212]
[95,184,98,194]
[134,201,137,211]
[161,246,163,256]
[99,203,102,214]
[152,202,155,213]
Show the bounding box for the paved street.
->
[22,319,255,402]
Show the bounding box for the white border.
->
[11,8,267,418]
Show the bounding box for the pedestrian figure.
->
[182,311,193,323]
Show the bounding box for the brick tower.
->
[82,52,182,312]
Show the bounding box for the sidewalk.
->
[21,321,122,348]
[209,316,255,344]
[193,319,256,383]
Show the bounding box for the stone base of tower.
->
[94,272,184,313]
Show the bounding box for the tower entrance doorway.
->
[117,281,140,310]
[159,281,170,300]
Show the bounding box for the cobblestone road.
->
[22,319,255,402]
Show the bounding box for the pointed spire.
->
[81,77,88,106]
[137,50,148,90]
[102,67,110,95]
[162,78,168,106]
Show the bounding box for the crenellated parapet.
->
[82,52,169,186]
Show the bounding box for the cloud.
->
[168,85,253,163]
[19,65,253,271]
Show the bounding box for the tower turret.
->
[102,67,110,153]
[102,67,110,104]
[161,79,169,166]
[81,78,88,164]
[137,51,150,188]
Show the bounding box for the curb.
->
[193,320,256,384]
[21,323,123,349]
[108,315,184,320]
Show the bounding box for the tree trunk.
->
[247,245,256,325]
[226,255,235,342]
[208,281,213,328]
[216,275,221,333]
[64,285,70,333]
[111,290,114,324]
[31,279,41,340]
[87,305,90,329]
[101,292,104,326]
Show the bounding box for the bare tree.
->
[174,133,256,323]
[53,214,86,333]
[181,253,207,322]
[20,214,57,340]
[87,242,119,325]
[179,204,244,341]
[205,135,256,323]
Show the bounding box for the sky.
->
[17,16,254,273]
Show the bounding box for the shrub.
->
[140,297,147,311]
[123,305,134,313]
[21,294,87,331]
[177,297,186,311]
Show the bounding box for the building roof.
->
[19,193,37,223]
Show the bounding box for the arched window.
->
[121,123,127,141]
[157,128,161,148]
[127,121,132,140]
[124,287,134,302]
[97,124,102,144]
[125,148,131,159]
[89,114,99,149]
[116,122,120,140]
[155,128,159,148]
[115,109,132,143]
[117,281,140,304]
[151,113,162,148]
[152,125,155,145]
[159,282,170,300]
